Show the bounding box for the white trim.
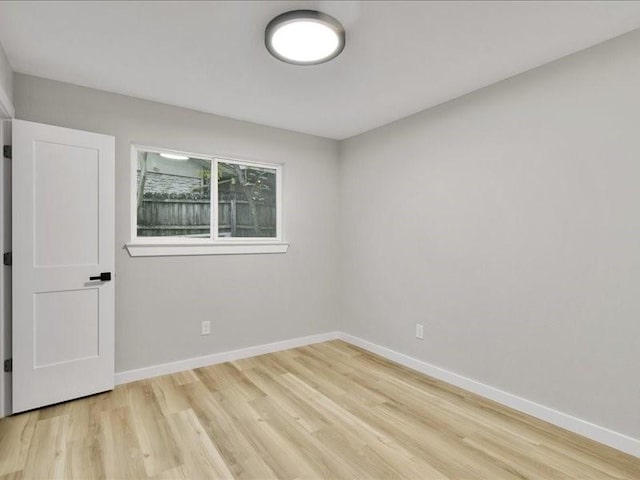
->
[337,333,640,458]
[131,144,215,161]
[0,120,10,418]
[126,241,289,257]
[115,331,339,384]
[0,84,14,119]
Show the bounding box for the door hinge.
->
[3,252,11,266]
[3,145,10,159]
[3,358,11,373]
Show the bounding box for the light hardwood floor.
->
[0,340,638,479]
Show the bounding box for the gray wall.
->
[0,42,12,108]
[14,74,340,373]
[339,29,640,439]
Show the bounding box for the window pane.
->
[136,150,211,238]
[218,162,277,238]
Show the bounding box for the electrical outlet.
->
[416,323,424,340]
[201,320,211,336]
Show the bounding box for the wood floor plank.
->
[151,465,191,480]
[230,454,279,480]
[275,372,452,480]
[128,381,182,477]
[151,375,192,416]
[242,365,331,433]
[0,470,22,480]
[170,370,199,386]
[179,380,264,473]
[166,409,234,479]
[214,385,322,480]
[64,397,105,480]
[0,340,638,479]
[0,412,38,476]
[21,415,69,480]
[100,406,147,480]
[249,394,369,480]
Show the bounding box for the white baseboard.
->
[113,330,639,458]
[114,331,339,385]
[338,332,640,458]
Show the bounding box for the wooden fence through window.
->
[137,192,276,238]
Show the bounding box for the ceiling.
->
[1,1,640,139]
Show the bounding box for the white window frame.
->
[126,145,288,257]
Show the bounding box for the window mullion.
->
[212,158,218,241]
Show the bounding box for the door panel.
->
[34,140,100,266]
[12,120,114,413]
[34,288,99,367]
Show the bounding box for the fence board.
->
[137,193,276,237]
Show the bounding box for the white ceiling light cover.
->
[265,10,345,65]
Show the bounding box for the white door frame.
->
[0,120,11,418]
[0,91,14,417]
[0,79,13,120]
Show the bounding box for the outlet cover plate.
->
[201,320,211,336]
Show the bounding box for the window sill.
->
[125,241,290,257]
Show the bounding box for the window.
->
[216,160,278,239]
[135,148,212,239]
[127,146,287,256]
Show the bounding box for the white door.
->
[12,120,115,413]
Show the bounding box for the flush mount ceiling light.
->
[265,10,345,65]
[160,153,189,160]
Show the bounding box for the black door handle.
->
[89,272,111,281]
